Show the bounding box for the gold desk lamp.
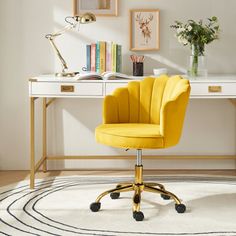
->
[46,13,96,77]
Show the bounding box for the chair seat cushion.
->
[95,123,164,149]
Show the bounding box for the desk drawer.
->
[105,82,128,95]
[191,82,236,96]
[31,82,103,96]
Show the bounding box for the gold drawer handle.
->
[208,86,222,93]
[61,85,74,92]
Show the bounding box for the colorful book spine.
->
[95,42,100,73]
[86,45,91,71]
[116,45,122,73]
[112,43,117,72]
[106,41,112,72]
[99,41,106,73]
[91,43,96,72]
[88,41,122,73]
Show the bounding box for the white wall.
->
[0,0,235,170]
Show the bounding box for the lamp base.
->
[55,71,79,77]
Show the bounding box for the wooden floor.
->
[1,170,236,187]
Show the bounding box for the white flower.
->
[178,36,188,45]
[187,25,192,31]
[177,27,185,34]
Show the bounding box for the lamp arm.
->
[45,24,76,73]
[49,24,74,38]
[48,38,68,72]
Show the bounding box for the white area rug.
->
[0,175,236,236]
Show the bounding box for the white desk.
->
[29,75,236,188]
[29,75,236,98]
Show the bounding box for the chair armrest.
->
[160,86,190,147]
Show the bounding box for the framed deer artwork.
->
[130,9,160,51]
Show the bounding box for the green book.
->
[112,43,117,72]
[116,45,122,73]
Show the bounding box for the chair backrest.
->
[112,75,190,125]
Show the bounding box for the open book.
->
[75,71,136,80]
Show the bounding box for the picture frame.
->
[73,0,118,17]
[130,9,160,51]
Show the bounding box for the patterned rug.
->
[0,175,236,236]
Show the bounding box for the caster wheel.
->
[175,203,186,213]
[133,211,144,221]
[90,202,101,212]
[110,192,120,199]
[161,194,171,200]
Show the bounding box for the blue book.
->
[86,45,91,71]
[95,42,100,73]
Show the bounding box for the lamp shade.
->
[79,12,96,24]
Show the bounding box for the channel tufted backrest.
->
[106,75,189,125]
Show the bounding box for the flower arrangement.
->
[171,17,220,76]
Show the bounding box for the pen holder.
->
[133,62,143,76]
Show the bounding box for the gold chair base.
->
[90,165,186,221]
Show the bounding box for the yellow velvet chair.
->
[90,75,191,221]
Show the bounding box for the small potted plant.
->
[171,17,220,77]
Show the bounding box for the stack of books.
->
[86,42,122,73]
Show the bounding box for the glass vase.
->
[187,44,207,78]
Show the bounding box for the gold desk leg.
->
[42,98,47,172]
[30,97,35,189]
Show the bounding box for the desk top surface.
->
[30,74,236,83]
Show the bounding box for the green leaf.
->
[212,16,217,21]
